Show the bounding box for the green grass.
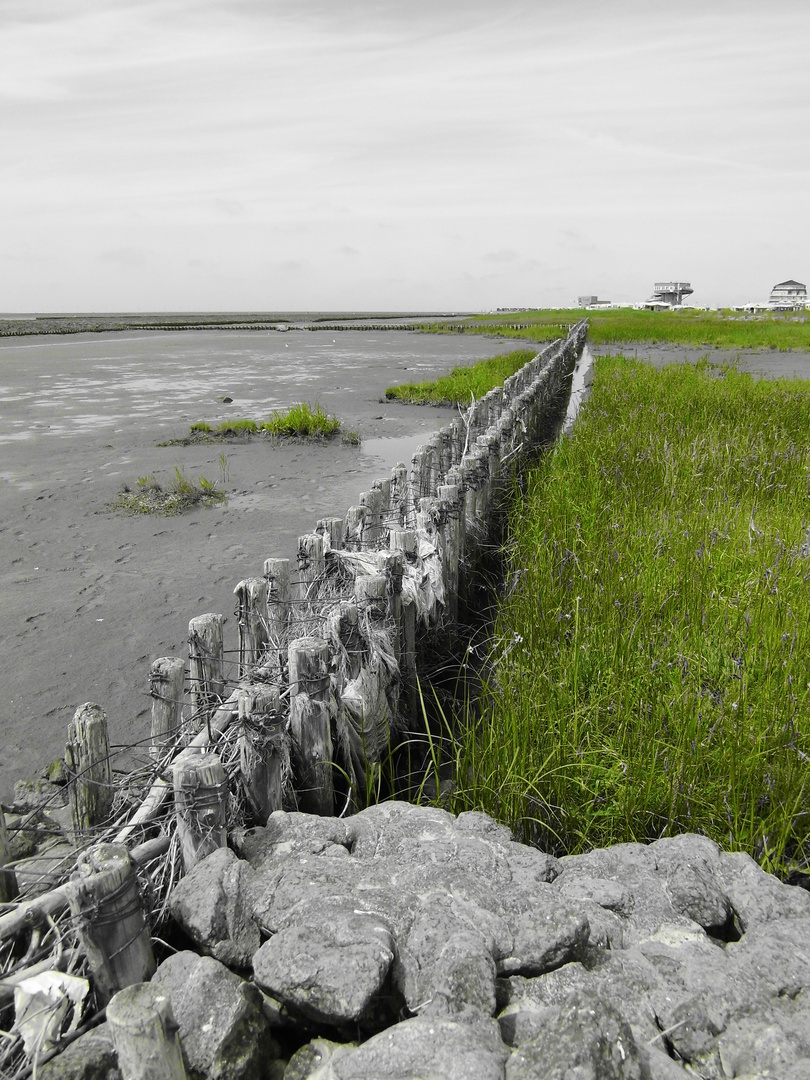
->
[260,402,341,438]
[434,357,810,874]
[112,467,225,515]
[385,349,537,405]
[443,307,810,351]
[167,403,344,444]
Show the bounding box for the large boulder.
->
[169,846,261,969]
[151,951,280,1080]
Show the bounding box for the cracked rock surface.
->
[153,802,810,1078]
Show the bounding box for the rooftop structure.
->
[769,279,807,311]
[649,282,694,307]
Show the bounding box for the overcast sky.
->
[2,0,808,312]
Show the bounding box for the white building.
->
[768,280,807,311]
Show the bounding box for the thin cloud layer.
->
[1,0,808,310]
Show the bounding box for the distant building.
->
[648,282,694,307]
[769,279,807,311]
[577,296,612,308]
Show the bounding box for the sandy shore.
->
[1,334,807,803]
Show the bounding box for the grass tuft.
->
[260,402,341,438]
[112,466,225,515]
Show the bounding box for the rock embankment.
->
[47,802,810,1079]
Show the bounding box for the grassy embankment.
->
[438,306,810,352]
[385,349,538,405]
[427,356,810,875]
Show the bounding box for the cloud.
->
[99,247,147,266]
[483,249,519,264]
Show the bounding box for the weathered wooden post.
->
[149,657,185,760]
[359,488,383,547]
[0,809,17,904]
[187,614,224,729]
[390,462,410,526]
[438,484,461,623]
[107,982,187,1080]
[316,516,344,551]
[297,533,325,600]
[288,637,333,815]
[238,685,284,822]
[263,558,291,646]
[390,528,417,708]
[371,477,391,530]
[172,749,228,871]
[66,703,113,839]
[64,844,155,1006]
[345,505,367,550]
[233,577,268,677]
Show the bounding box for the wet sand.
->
[0,328,507,801]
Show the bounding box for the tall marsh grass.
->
[436,357,810,873]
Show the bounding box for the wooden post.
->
[438,484,460,622]
[297,533,325,601]
[390,529,417,713]
[345,505,367,550]
[233,577,268,677]
[64,844,155,1006]
[107,982,187,1080]
[66,703,113,838]
[355,573,388,630]
[0,809,17,904]
[263,558,291,646]
[187,614,225,729]
[149,657,185,760]
[410,445,429,507]
[288,638,333,816]
[238,686,284,823]
[172,750,228,871]
[316,516,344,551]
[359,488,383,547]
[372,477,391,530]
[390,463,410,526]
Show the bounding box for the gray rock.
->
[169,846,261,969]
[499,883,590,976]
[717,849,810,929]
[151,951,279,1080]
[252,910,395,1026]
[330,1013,510,1080]
[284,1038,356,1079]
[38,1024,121,1080]
[504,990,649,1079]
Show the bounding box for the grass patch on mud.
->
[110,467,226,515]
[160,402,350,446]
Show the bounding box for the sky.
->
[1,0,808,313]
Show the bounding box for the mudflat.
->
[0,328,508,800]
